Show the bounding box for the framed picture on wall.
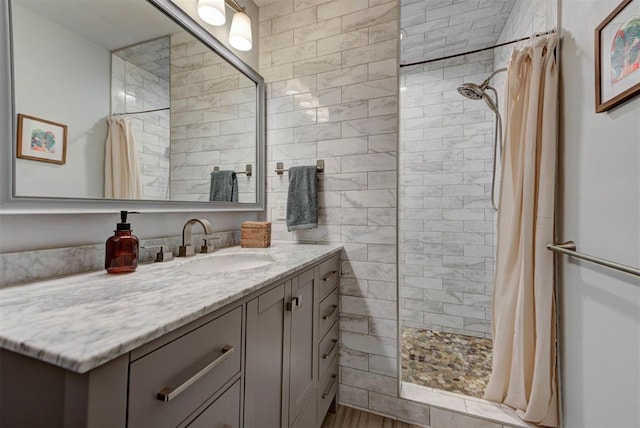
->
[595,0,640,113]
[16,114,67,165]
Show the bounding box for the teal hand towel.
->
[286,166,318,231]
[209,170,238,202]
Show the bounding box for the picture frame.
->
[595,0,640,113]
[16,114,68,164]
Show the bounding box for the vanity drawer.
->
[318,288,338,340]
[317,356,338,423]
[318,322,338,381]
[128,307,242,428]
[186,379,240,428]
[318,255,339,300]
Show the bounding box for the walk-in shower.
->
[457,67,506,211]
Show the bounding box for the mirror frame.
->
[0,0,265,214]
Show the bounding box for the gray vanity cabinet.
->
[0,252,341,428]
[244,267,317,428]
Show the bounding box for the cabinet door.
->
[187,380,240,428]
[288,268,316,424]
[245,282,289,428]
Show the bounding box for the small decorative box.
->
[241,221,272,248]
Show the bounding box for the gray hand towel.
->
[286,165,318,232]
[209,170,238,202]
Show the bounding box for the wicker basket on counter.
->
[241,221,272,248]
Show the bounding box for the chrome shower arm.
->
[480,67,507,88]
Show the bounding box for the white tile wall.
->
[170,32,257,203]
[399,49,497,339]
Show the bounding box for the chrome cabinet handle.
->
[322,270,338,282]
[156,345,234,402]
[286,295,302,312]
[322,339,338,360]
[322,304,338,320]
[322,374,337,400]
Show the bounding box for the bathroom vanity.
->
[0,243,342,427]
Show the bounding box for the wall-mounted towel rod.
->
[213,164,252,177]
[275,160,324,175]
[547,241,640,278]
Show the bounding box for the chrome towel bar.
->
[547,241,640,278]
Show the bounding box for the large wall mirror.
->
[3,0,265,212]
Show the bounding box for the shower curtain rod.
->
[112,107,170,116]
[400,29,556,68]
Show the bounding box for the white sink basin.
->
[181,253,274,274]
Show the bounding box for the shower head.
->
[457,83,484,100]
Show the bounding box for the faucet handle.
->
[199,238,220,254]
[142,245,174,263]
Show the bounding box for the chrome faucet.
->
[179,218,214,257]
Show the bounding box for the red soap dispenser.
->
[105,210,140,274]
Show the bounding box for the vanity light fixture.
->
[197,0,253,51]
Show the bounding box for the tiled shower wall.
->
[399,50,497,339]
[170,32,257,203]
[258,0,436,423]
[111,50,171,200]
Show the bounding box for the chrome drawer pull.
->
[156,345,235,402]
[322,339,338,360]
[322,270,338,282]
[322,304,338,320]
[322,374,337,400]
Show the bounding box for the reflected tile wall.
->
[170,33,256,202]
[258,0,410,423]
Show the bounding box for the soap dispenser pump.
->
[105,210,140,274]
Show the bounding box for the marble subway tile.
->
[317,0,368,20]
[317,64,369,90]
[341,366,396,396]
[342,78,397,103]
[342,189,396,208]
[367,208,397,226]
[368,280,397,301]
[342,261,396,283]
[368,392,431,426]
[271,7,317,33]
[317,28,369,56]
[340,331,397,359]
[369,354,397,377]
[260,0,294,22]
[319,207,368,225]
[369,58,398,80]
[342,1,399,32]
[270,75,317,97]
[318,101,369,123]
[294,52,342,77]
[338,348,370,371]
[341,226,396,245]
[271,41,318,65]
[342,39,397,68]
[340,277,369,297]
[294,122,342,142]
[341,314,369,334]
[339,384,369,408]
[293,17,342,44]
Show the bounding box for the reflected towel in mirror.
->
[209,170,238,202]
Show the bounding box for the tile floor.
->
[401,327,493,398]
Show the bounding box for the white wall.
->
[559,1,640,427]
[13,3,110,199]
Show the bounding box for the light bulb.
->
[198,0,226,26]
[229,11,252,51]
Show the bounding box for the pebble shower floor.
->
[401,327,493,398]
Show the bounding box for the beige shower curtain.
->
[484,35,559,427]
[104,117,142,199]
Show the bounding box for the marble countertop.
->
[0,242,342,373]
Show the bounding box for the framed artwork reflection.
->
[16,114,67,164]
[595,0,640,113]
